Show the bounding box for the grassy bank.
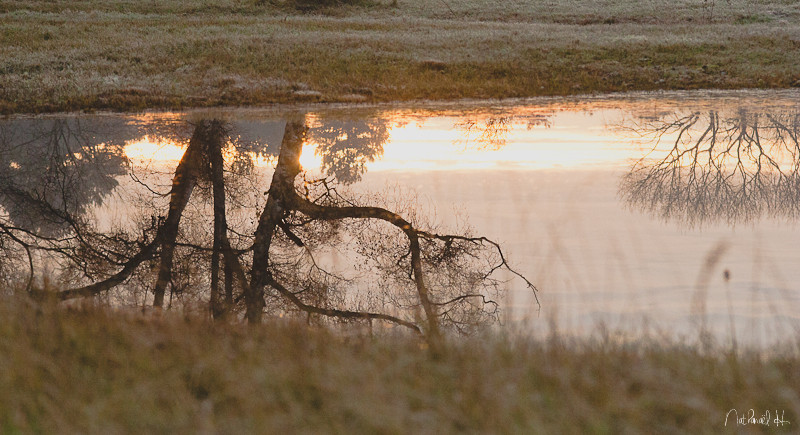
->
[1,0,799,114]
[1,298,798,433]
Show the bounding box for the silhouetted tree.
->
[2,115,537,346]
[620,109,800,226]
[0,118,137,291]
[308,116,389,184]
[0,118,132,236]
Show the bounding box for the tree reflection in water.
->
[455,113,551,151]
[0,118,140,293]
[0,114,536,343]
[621,109,800,226]
[0,118,133,236]
[308,115,389,184]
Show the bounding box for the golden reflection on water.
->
[126,105,800,174]
[121,91,800,174]
[125,111,645,172]
[124,136,279,167]
[370,113,632,171]
[300,142,323,170]
[124,136,186,162]
[14,90,800,344]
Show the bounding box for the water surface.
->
[2,90,799,344]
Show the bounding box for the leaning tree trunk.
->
[152,123,207,308]
[244,118,442,344]
[246,119,307,323]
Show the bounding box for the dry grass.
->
[1,0,799,114]
[1,297,798,433]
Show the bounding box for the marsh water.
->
[2,90,800,345]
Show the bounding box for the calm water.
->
[2,90,799,344]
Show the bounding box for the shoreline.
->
[3,1,799,115]
[3,87,800,118]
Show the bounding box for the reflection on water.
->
[621,109,800,226]
[306,114,389,184]
[0,112,536,339]
[455,113,551,151]
[2,90,800,345]
[0,118,132,235]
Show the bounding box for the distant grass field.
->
[1,0,799,114]
[0,298,798,433]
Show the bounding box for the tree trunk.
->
[206,120,230,319]
[246,119,307,323]
[152,122,207,308]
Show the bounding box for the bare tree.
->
[1,115,537,345]
[620,109,800,226]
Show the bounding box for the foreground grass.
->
[1,0,800,114]
[1,298,798,433]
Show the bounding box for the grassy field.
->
[4,2,800,432]
[0,298,797,433]
[1,0,799,114]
